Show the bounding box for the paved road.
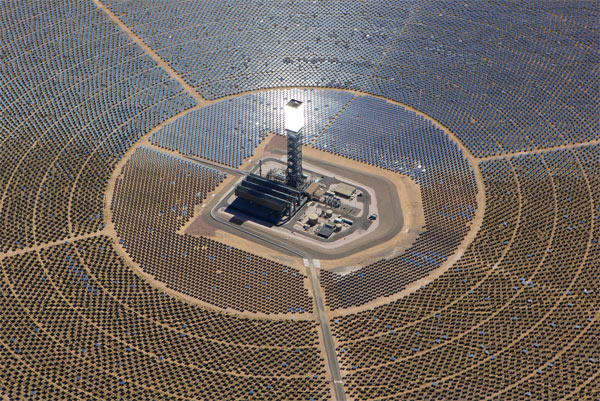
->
[308,265,347,401]
[207,152,407,262]
[209,207,346,400]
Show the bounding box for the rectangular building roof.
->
[334,183,356,198]
[305,182,320,195]
[317,224,335,238]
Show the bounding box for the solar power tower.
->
[285,99,304,189]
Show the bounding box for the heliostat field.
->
[0,1,598,400]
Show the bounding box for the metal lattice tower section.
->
[286,128,303,189]
[285,99,305,189]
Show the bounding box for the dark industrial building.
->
[234,173,304,217]
[233,99,308,221]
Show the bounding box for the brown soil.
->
[303,146,424,270]
[182,133,425,271]
[263,133,287,153]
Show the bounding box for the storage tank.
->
[308,213,319,226]
[325,209,333,218]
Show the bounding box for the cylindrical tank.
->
[308,213,319,225]
[325,209,333,218]
[335,223,343,232]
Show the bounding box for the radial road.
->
[209,206,346,401]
